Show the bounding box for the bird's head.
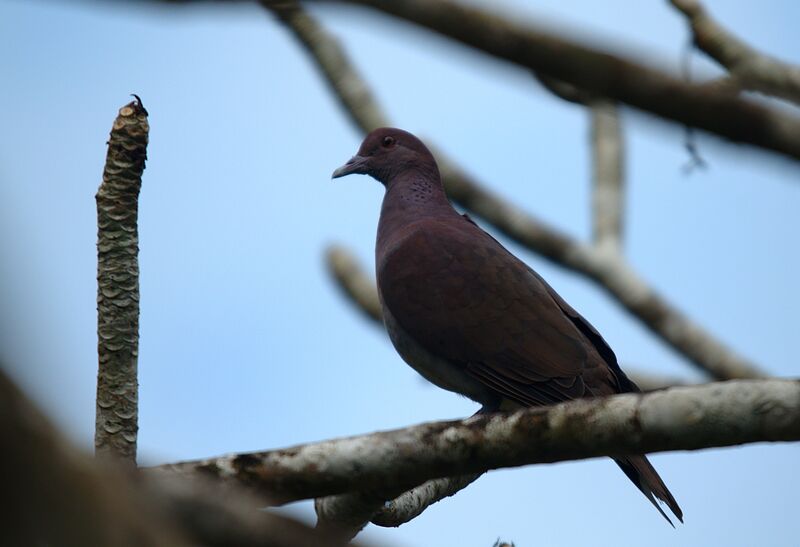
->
[332,127,438,185]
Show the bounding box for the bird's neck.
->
[376,172,455,263]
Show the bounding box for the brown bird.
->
[333,127,683,525]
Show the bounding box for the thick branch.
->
[274,5,763,380]
[309,0,800,162]
[671,0,800,105]
[154,379,800,504]
[95,96,148,462]
[590,101,624,253]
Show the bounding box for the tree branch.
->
[371,473,483,527]
[293,0,800,162]
[95,96,148,463]
[325,245,382,323]
[271,4,764,381]
[266,3,388,133]
[154,379,800,504]
[670,0,800,105]
[313,474,483,535]
[590,101,624,253]
[314,473,484,533]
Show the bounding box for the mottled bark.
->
[371,473,483,527]
[313,472,482,539]
[95,97,149,462]
[154,379,800,504]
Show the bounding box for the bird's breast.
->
[380,299,497,406]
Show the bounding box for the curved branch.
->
[325,245,382,323]
[671,0,800,105]
[314,473,484,533]
[153,379,800,504]
[371,473,483,527]
[296,0,800,162]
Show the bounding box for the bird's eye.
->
[382,136,395,148]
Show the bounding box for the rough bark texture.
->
[155,379,800,504]
[371,473,483,527]
[313,472,483,537]
[95,97,149,462]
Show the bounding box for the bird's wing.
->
[379,217,617,405]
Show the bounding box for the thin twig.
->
[671,0,800,106]
[95,96,148,463]
[154,379,800,504]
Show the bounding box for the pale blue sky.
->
[2,1,799,545]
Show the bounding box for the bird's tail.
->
[615,455,683,526]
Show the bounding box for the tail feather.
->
[615,455,683,526]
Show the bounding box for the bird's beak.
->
[332,155,368,179]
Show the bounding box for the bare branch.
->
[325,245,382,323]
[154,379,800,504]
[301,0,800,162]
[371,473,483,527]
[273,4,763,380]
[314,491,387,541]
[266,2,387,132]
[671,0,800,105]
[314,472,483,534]
[590,101,624,252]
[95,96,148,463]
